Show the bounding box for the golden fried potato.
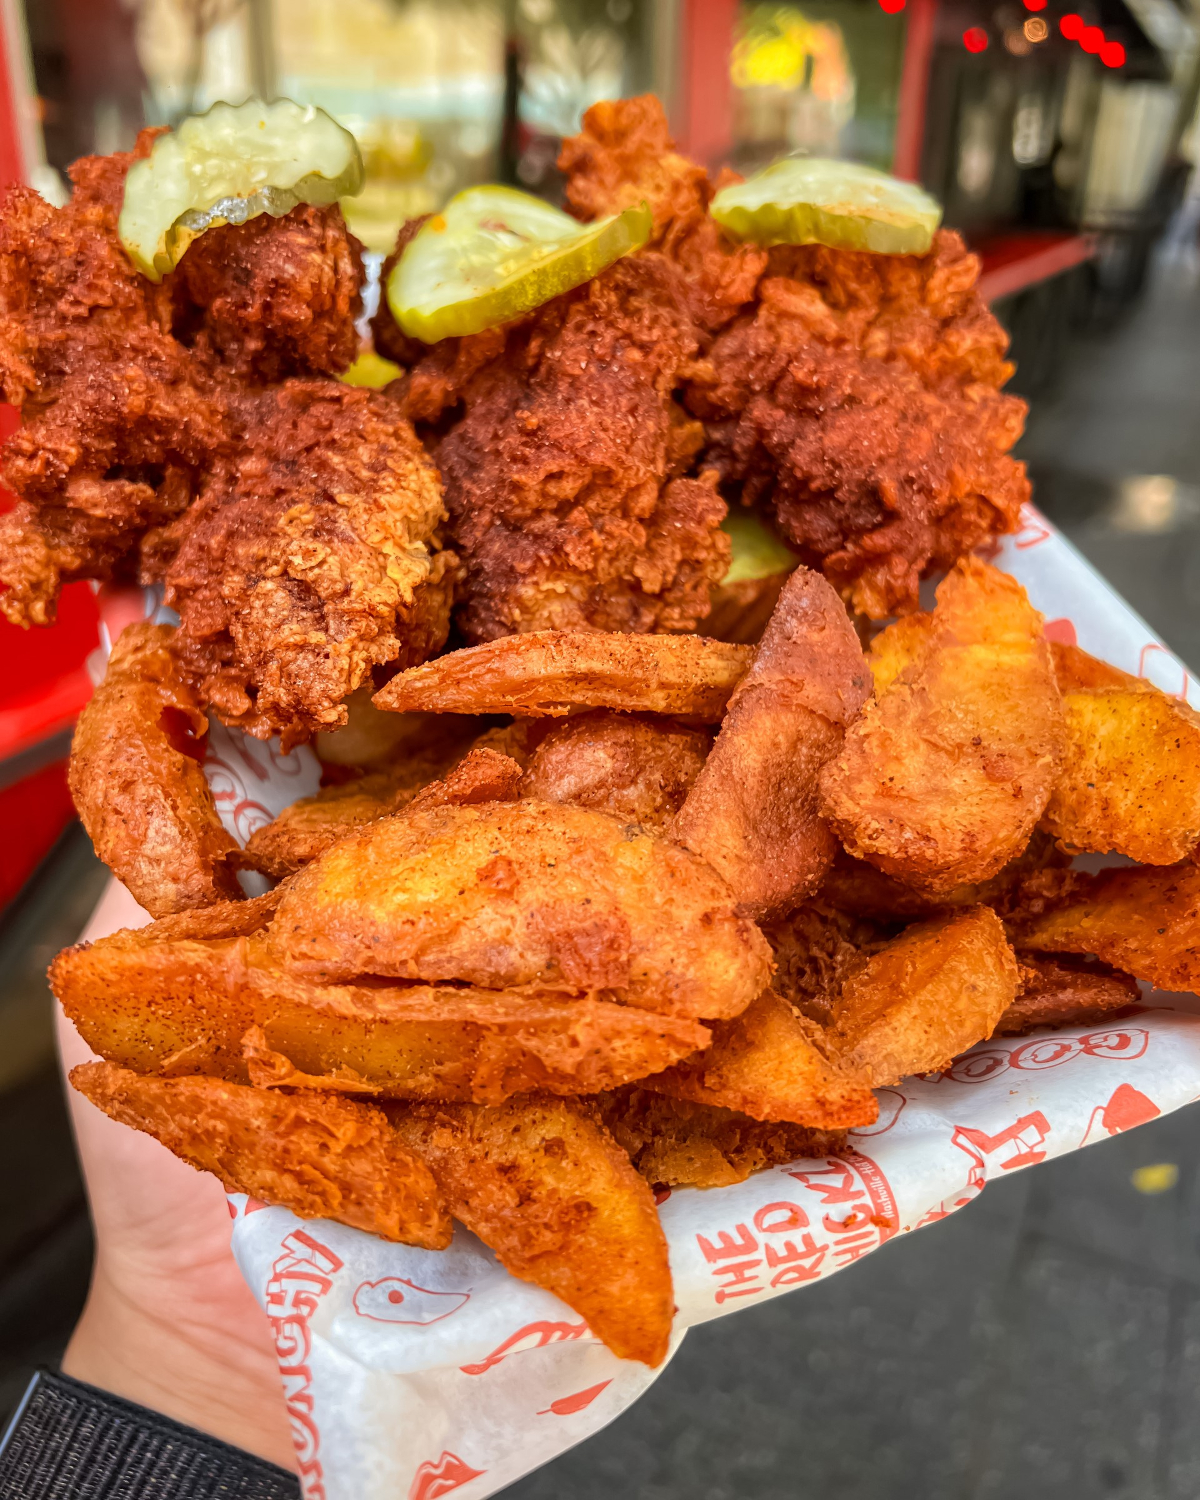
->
[1010,861,1200,993]
[71,1062,451,1247]
[315,688,478,770]
[53,929,710,1102]
[995,956,1140,1037]
[598,1087,845,1189]
[673,568,871,918]
[647,990,877,1129]
[69,622,241,916]
[373,630,752,720]
[520,711,711,833]
[704,572,791,645]
[1051,640,1138,692]
[1042,684,1200,864]
[833,905,1020,1085]
[267,800,771,1019]
[820,559,1065,894]
[389,1096,673,1365]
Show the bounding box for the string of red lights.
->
[872,0,1127,68]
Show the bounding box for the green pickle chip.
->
[387,185,652,343]
[721,511,800,586]
[119,98,365,281]
[712,157,942,257]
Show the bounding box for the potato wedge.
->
[53,932,712,1102]
[389,1096,673,1365]
[373,630,752,720]
[833,905,1020,1085]
[1051,640,1138,692]
[69,622,241,916]
[267,800,771,1019]
[1010,861,1200,993]
[673,568,871,918]
[70,1062,451,1248]
[520,712,711,834]
[1042,685,1200,864]
[820,559,1064,894]
[598,1087,846,1189]
[646,990,877,1129]
[995,956,1140,1037]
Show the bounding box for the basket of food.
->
[3,94,1198,1500]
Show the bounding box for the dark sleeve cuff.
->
[0,1369,299,1499]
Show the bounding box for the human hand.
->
[57,878,297,1472]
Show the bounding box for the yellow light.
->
[1131,1163,1179,1194]
[1024,16,1049,40]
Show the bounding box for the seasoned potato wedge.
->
[646,990,877,1129]
[673,568,871,918]
[599,1088,846,1189]
[389,1096,673,1366]
[820,559,1064,894]
[833,905,1020,1085]
[995,956,1140,1037]
[267,800,771,1019]
[1010,861,1200,993]
[374,629,752,720]
[69,623,241,916]
[71,1062,452,1247]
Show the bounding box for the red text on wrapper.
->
[696,1152,897,1305]
[266,1229,344,1500]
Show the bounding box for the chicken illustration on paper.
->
[354,1278,471,1325]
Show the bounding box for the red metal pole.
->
[680,0,737,168]
[892,0,937,182]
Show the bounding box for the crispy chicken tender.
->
[0,135,229,624]
[646,989,878,1129]
[401,253,731,642]
[995,956,1140,1037]
[388,1096,674,1366]
[558,94,767,334]
[71,1062,451,1247]
[673,567,871,917]
[52,926,709,1102]
[147,381,447,747]
[762,901,880,1027]
[598,1087,845,1189]
[375,629,751,719]
[68,623,241,916]
[519,711,711,833]
[820,559,1064,893]
[267,800,772,1019]
[1009,861,1200,993]
[171,204,364,381]
[686,235,1028,618]
[833,906,1020,1085]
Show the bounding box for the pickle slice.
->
[721,511,800,585]
[386,185,652,343]
[340,351,403,389]
[119,98,365,281]
[711,158,942,257]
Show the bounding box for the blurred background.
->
[3,0,1200,1493]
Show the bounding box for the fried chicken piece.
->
[171,204,364,382]
[400,252,730,642]
[71,1062,451,1247]
[686,233,1029,618]
[145,380,446,747]
[267,800,772,1020]
[388,1095,674,1365]
[0,133,229,624]
[646,989,878,1130]
[673,566,871,918]
[519,711,711,833]
[762,900,882,1027]
[68,622,241,916]
[559,94,767,334]
[995,956,1141,1037]
[598,1087,845,1189]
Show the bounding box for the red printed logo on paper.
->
[408,1452,484,1500]
[353,1278,470,1326]
[694,1151,898,1306]
[538,1380,613,1416]
[1138,641,1192,701]
[1043,617,1077,646]
[1012,504,1052,549]
[945,1028,1149,1084]
[849,1089,906,1137]
[459,1319,589,1375]
[1080,1083,1160,1146]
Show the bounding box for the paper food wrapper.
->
[96,508,1200,1500]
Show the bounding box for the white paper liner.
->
[93,505,1200,1500]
